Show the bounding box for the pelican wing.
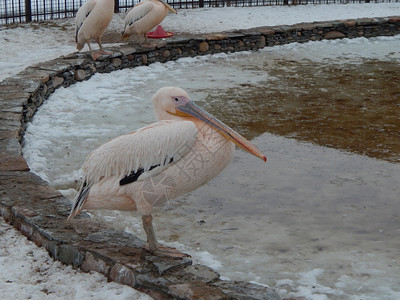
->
[123,1,154,31]
[69,120,198,219]
[82,120,198,186]
[75,0,97,42]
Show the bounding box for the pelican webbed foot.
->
[91,50,113,60]
[142,214,190,258]
[147,244,191,259]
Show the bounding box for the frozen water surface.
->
[23,36,400,299]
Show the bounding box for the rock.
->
[0,154,29,171]
[388,16,400,24]
[81,251,111,275]
[259,35,266,48]
[141,54,148,65]
[213,280,281,300]
[258,28,275,36]
[169,281,225,300]
[184,264,220,283]
[35,71,50,82]
[112,58,122,67]
[145,255,192,275]
[12,206,38,218]
[324,30,346,39]
[206,33,228,41]
[58,244,85,268]
[52,76,64,88]
[74,69,86,81]
[85,229,146,248]
[199,41,209,52]
[110,263,136,287]
[342,20,356,26]
[135,273,172,292]
[162,49,170,58]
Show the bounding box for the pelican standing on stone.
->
[68,86,266,254]
[121,0,177,43]
[75,0,114,60]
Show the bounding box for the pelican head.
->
[152,86,267,162]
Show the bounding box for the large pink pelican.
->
[68,87,266,254]
[121,0,177,43]
[75,0,114,60]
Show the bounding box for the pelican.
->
[75,0,114,60]
[121,0,177,43]
[68,87,266,254]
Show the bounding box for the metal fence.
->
[1,0,399,25]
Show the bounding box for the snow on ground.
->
[1,3,400,81]
[161,3,400,33]
[0,217,152,300]
[1,3,400,300]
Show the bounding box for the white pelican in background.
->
[122,0,177,43]
[75,0,114,60]
[68,87,266,254]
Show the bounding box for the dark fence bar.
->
[1,0,399,25]
[25,0,31,22]
[114,0,119,12]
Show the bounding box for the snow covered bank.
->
[1,3,400,81]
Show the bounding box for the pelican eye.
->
[174,97,179,102]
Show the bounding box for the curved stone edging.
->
[1,16,400,300]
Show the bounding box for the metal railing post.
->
[25,0,32,22]
[114,0,119,13]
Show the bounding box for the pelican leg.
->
[142,34,157,48]
[141,214,189,258]
[87,42,93,52]
[142,214,158,252]
[87,43,101,60]
[137,33,146,44]
[142,215,190,259]
[97,38,112,54]
[90,38,112,60]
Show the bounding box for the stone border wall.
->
[1,16,399,300]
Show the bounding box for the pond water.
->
[23,36,400,299]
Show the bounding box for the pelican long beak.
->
[159,0,177,14]
[176,101,267,162]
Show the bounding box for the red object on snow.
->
[147,25,174,39]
